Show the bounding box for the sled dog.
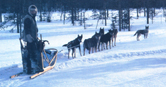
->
[99,27,104,36]
[63,34,83,58]
[99,30,114,50]
[134,26,149,41]
[83,32,101,55]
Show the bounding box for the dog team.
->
[63,26,149,59]
[63,28,118,59]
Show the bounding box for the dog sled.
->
[10,35,58,79]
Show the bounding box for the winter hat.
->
[28,5,38,16]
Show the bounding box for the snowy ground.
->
[0,9,166,87]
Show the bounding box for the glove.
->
[26,34,34,43]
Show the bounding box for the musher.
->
[23,5,43,74]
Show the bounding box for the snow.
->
[1,9,166,87]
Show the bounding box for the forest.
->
[0,0,166,32]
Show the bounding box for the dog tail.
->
[63,44,68,47]
[133,31,137,36]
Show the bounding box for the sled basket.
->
[42,48,58,68]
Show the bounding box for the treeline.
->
[0,0,166,13]
[0,0,166,32]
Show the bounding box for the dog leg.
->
[111,38,114,47]
[112,38,114,47]
[105,43,106,50]
[98,42,100,51]
[105,43,107,50]
[101,43,103,51]
[83,47,85,56]
[137,34,141,41]
[102,43,104,50]
[89,48,91,54]
[103,43,105,50]
[145,33,148,39]
[115,37,116,46]
[68,49,70,59]
[144,34,146,39]
[109,40,111,49]
[106,41,109,50]
[71,49,74,58]
[95,46,97,52]
[92,47,94,53]
[105,42,107,50]
[74,48,76,58]
[110,40,111,49]
[79,46,82,56]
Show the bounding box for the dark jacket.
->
[24,13,38,42]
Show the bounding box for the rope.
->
[63,43,83,50]
[56,43,83,54]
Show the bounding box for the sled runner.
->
[10,35,58,79]
[30,48,58,79]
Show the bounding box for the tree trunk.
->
[147,7,149,24]
[119,10,122,31]
[0,12,2,22]
[154,8,156,16]
[17,13,20,33]
[60,12,63,21]
[137,8,139,19]
[71,7,74,26]
[107,9,109,18]
[144,8,146,17]
[96,19,100,29]
[128,8,130,31]
[83,12,86,29]
[19,14,22,34]
[80,11,82,26]
[105,10,107,26]
[119,0,122,31]
[63,11,66,24]
[74,8,77,21]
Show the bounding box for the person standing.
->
[23,5,43,74]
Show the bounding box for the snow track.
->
[54,49,166,71]
[1,48,165,79]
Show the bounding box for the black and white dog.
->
[63,34,83,59]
